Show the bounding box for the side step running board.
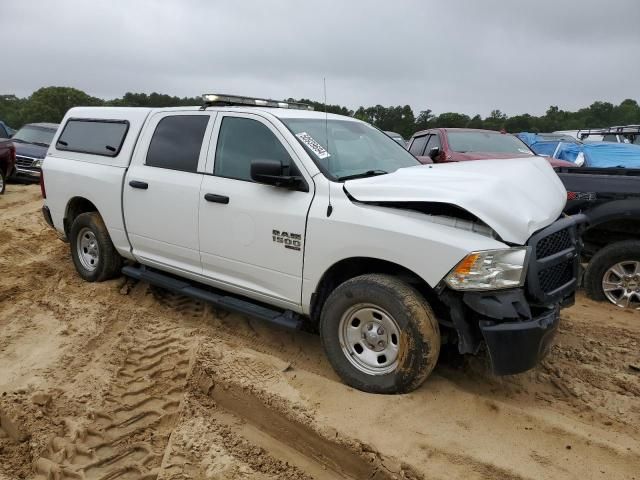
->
[122,265,303,330]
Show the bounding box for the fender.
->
[581,199,640,230]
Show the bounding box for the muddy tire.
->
[584,240,640,309]
[320,274,440,394]
[70,212,122,282]
[0,169,5,194]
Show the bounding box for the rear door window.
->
[146,115,209,172]
[56,119,128,157]
[408,135,429,156]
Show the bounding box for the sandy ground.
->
[1,184,639,480]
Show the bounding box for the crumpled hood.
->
[344,157,567,244]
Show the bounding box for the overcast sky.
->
[3,0,639,117]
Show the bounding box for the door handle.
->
[204,193,229,204]
[129,180,148,190]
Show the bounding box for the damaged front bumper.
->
[440,288,562,375]
[439,214,586,376]
[480,306,559,375]
[467,289,560,375]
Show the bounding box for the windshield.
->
[538,134,580,143]
[448,131,534,155]
[282,118,419,180]
[12,125,56,146]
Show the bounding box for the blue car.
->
[10,122,59,181]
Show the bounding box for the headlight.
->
[33,159,43,167]
[445,247,528,290]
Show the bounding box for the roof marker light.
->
[201,93,313,111]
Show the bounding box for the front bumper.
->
[474,293,559,375]
[15,166,41,180]
[439,214,586,376]
[441,288,561,376]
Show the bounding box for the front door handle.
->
[129,180,148,190]
[204,193,229,204]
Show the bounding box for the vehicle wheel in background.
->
[70,212,122,282]
[584,240,640,309]
[0,169,5,194]
[320,274,440,394]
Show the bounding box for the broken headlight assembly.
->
[445,247,529,290]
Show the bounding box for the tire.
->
[320,274,440,394]
[0,169,5,194]
[584,240,640,309]
[69,212,122,282]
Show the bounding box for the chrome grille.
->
[16,156,37,168]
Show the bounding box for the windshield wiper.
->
[337,170,388,181]
[31,141,50,147]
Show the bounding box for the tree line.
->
[2,87,640,139]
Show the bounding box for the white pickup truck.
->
[41,94,583,393]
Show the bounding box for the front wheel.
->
[0,169,5,194]
[584,240,640,309]
[320,274,440,394]
[70,212,122,282]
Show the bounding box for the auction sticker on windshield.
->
[296,132,331,159]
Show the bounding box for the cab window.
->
[214,116,293,182]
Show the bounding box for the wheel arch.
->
[581,206,640,257]
[308,256,440,325]
[64,196,100,237]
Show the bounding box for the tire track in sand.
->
[33,325,196,480]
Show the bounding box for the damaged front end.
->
[439,214,586,376]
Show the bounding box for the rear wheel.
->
[320,274,440,394]
[584,240,640,309]
[70,212,122,282]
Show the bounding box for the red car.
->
[0,138,16,195]
[407,128,574,168]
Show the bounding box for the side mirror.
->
[250,159,308,192]
[428,147,440,160]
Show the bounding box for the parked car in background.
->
[0,139,16,194]
[384,131,406,146]
[578,126,639,145]
[558,166,640,309]
[535,133,582,143]
[516,132,583,159]
[10,122,58,181]
[407,128,575,167]
[553,129,630,144]
[0,121,14,139]
[553,130,603,142]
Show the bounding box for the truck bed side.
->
[557,167,640,200]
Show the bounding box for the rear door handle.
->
[129,180,148,190]
[204,193,229,204]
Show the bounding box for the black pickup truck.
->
[558,167,640,309]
